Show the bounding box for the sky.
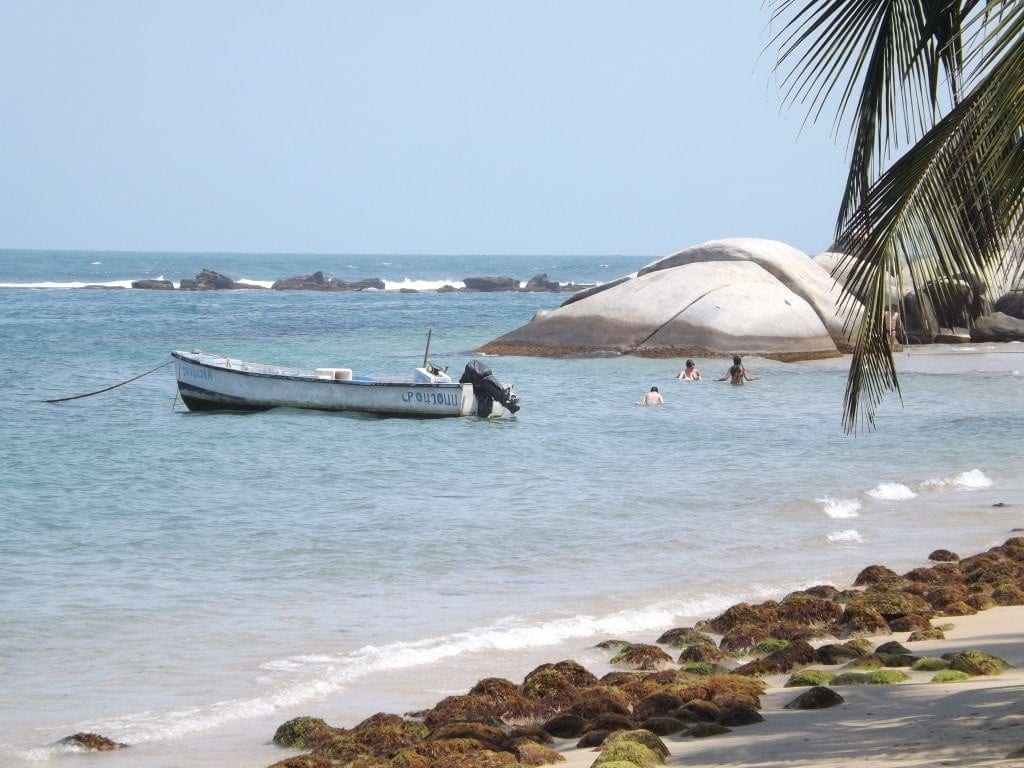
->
[0,2,851,256]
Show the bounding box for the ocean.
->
[1,249,1022,767]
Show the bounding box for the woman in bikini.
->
[717,355,760,385]
[676,359,702,381]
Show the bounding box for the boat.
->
[171,350,520,417]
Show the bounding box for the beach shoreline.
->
[254,531,1024,768]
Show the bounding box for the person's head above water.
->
[732,355,742,366]
[685,360,695,369]
[651,386,659,393]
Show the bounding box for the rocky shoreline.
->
[120,268,593,294]
[61,531,1024,766]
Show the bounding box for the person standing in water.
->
[676,359,702,381]
[637,386,664,405]
[718,355,759,385]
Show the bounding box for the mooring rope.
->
[42,360,175,403]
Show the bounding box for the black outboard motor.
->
[459,359,520,416]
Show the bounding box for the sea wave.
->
[866,482,918,501]
[828,529,864,544]
[0,280,136,289]
[919,468,993,492]
[814,496,861,519]
[383,278,464,291]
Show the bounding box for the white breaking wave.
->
[383,278,464,291]
[0,280,135,289]
[919,468,993,492]
[866,482,917,501]
[828,529,864,544]
[815,496,861,519]
[234,277,275,289]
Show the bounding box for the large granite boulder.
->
[815,251,903,305]
[478,239,856,360]
[994,290,1024,319]
[271,271,384,291]
[971,312,1024,342]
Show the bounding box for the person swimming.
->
[637,386,664,405]
[717,355,759,385]
[676,359,701,381]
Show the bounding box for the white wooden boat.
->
[172,350,519,417]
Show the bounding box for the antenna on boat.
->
[422,328,432,368]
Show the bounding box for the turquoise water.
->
[1,250,1022,767]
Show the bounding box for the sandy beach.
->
[556,606,1024,768]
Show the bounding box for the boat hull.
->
[173,351,499,417]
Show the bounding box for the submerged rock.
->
[271,271,384,291]
[57,732,127,751]
[463,276,521,292]
[131,279,174,290]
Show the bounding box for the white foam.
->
[0,280,135,289]
[235,278,275,289]
[866,482,917,501]
[828,529,864,543]
[919,468,993,492]
[90,261,102,265]
[383,278,464,291]
[814,496,861,518]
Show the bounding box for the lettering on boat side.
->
[181,364,214,381]
[401,390,460,406]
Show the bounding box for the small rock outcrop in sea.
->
[57,732,128,751]
[463,276,521,292]
[131,279,175,290]
[271,271,384,291]
[179,268,264,291]
[477,238,858,360]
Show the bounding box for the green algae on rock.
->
[784,670,836,688]
[945,649,1013,676]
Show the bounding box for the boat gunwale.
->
[172,350,463,389]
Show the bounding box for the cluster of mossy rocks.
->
[262,538,1022,768]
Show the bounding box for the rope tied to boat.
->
[42,359,175,403]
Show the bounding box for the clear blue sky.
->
[0,2,849,256]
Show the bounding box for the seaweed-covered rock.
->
[929,549,960,562]
[778,594,845,626]
[783,686,844,710]
[847,590,931,621]
[521,668,578,710]
[602,730,669,759]
[678,644,730,664]
[675,700,721,722]
[931,670,972,683]
[638,717,688,736]
[609,644,675,671]
[273,717,338,749]
[429,723,506,751]
[784,670,835,687]
[715,705,764,727]
[506,725,553,746]
[57,733,128,751]
[833,670,910,685]
[679,662,732,676]
[924,583,971,611]
[739,640,818,675]
[908,627,946,642]
[587,713,636,734]
[911,657,950,672]
[423,695,505,730]
[887,614,933,633]
[853,565,902,586]
[576,730,609,748]
[684,723,732,738]
[965,593,998,612]
[837,606,890,638]
[632,692,684,722]
[567,687,633,720]
[946,649,1013,676]
[541,714,587,739]
[992,584,1024,605]
[719,624,773,652]
[510,742,565,766]
[903,567,943,583]
[816,640,873,665]
[703,602,781,634]
[591,739,663,768]
[268,756,335,768]
[655,627,715,648]
[875,641,912,656]
[670,674,766,710]
[940,601,978,617]
[595,640,632,650]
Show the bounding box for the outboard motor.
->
[459,359,520,416]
